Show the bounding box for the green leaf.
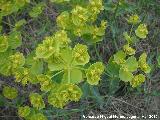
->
[49,47,84,84]
[48,62,64,71]
[0,95,6,106]
[0,49,12,76]
[0,49,12,64]
[151,91,160,96]
[125,56,138,72]
[90,86,104,106]
[60,47,73,64]
[0,35,8,52]
[30,60,43,75]
[113,50,126,64]
[106,56,120,77]
[14,19,27,30]
[51,71,64,83]
[123,32,132,44]
[62,68,83,84]
[8,31,22,49]
[119,68,133,82]
[29,2,45,18]
[0,63,11,76]
[47,48,73,71]
[109,78,119,95]
[104,2,116,11]
[81,82,90,98]
[25,51,36,65]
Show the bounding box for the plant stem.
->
[51,70,64,78]
[68,68,71,83]
[73,66,86,71]
[129,25,134,36]
[94,44,102,61]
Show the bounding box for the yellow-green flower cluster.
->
[0,0,29,16]
[68,84,82,101]
[48,84,82,108]
[0,35,8,52]
[56,11,70,29]
[0,51,25,76]
[71,6,88,26]
[37,74,54,92]
[91,20,107,42]
[55,0,106,41]
[123,44,135,55]
[36,36,57,59]
[14,67,32,85]
[110,48,150,87]
[138,53,151,73]
[54,30,70,47]
[29,93,45,110]
[130,74,145,87]
[28,113,47,120]
[135,24,148,39]
[9,52,25,70]
[48,92,67,108]
[86,62,105,85]
[36,30,71,59]
[72,44,90,65]
[110,46,150,87]
[3,86,18,99]
[18,106,30,118]
[127,14,140,24]
[88,0,104,20]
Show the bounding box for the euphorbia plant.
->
[107,14,151,88]
[1,0,106,119]
[0,1,151,120]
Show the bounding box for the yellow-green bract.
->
[18,106,31,118]
[72,44,90,65]
[123,44,135,55]
[37,74,55,92]
[135,24,148,39]
[127,14,140,24]
[3,86,18,99]
[29,93,45,110]
[48,84,82,108]
[86,62,105,85]
[130,74,145,88]
[138,53,151,73]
